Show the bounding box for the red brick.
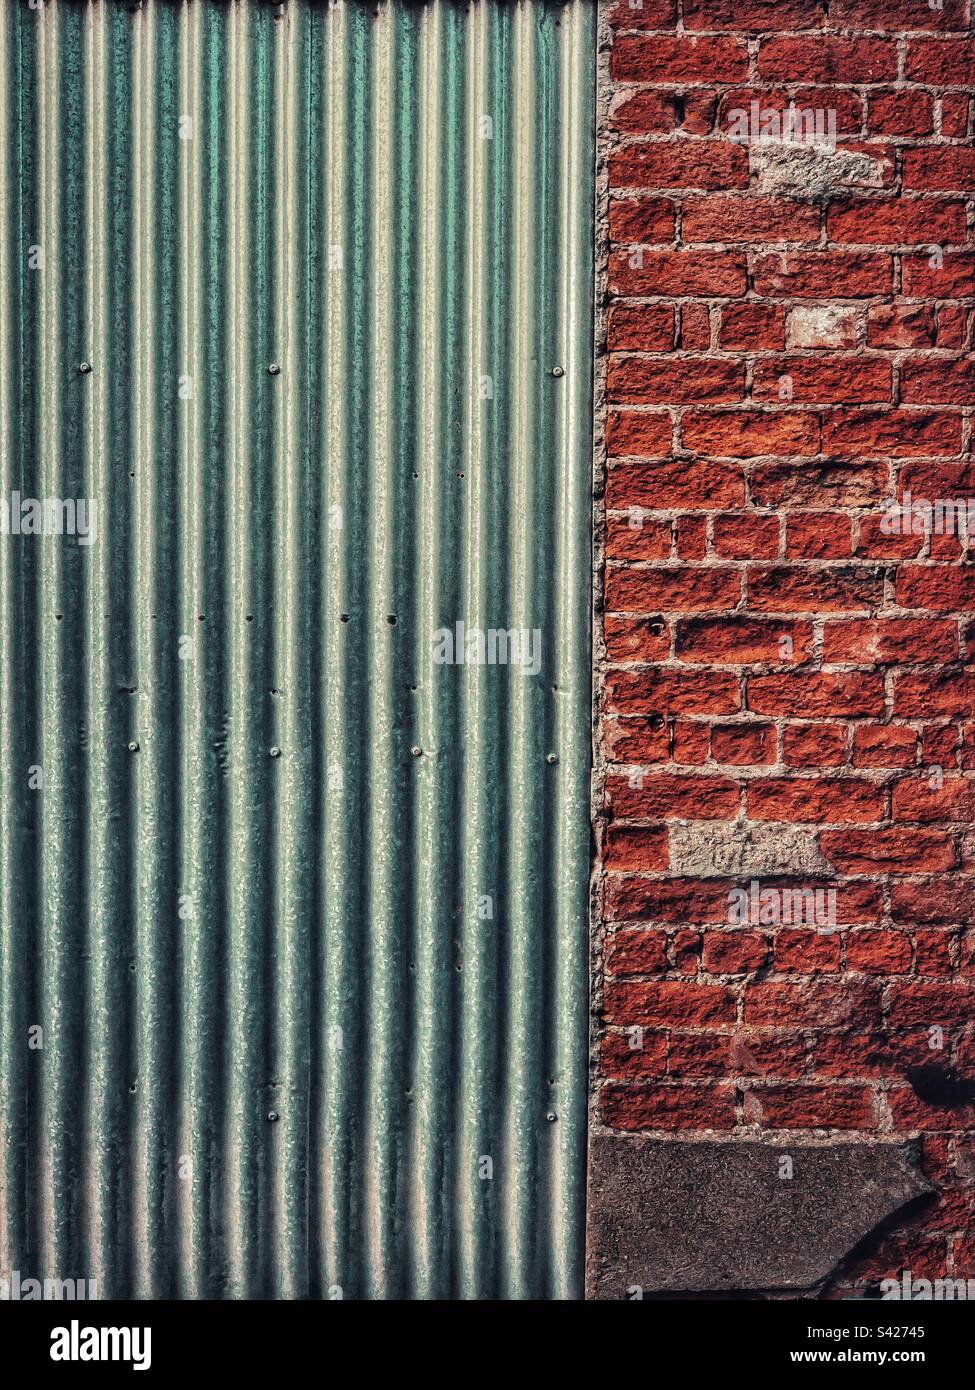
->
[717,87,865,139]
[851,724,918,768]
[680,303,712,350]
[611,34,750,83]
[607,772,741,820]
[597,0,975,1195]
[673,718,710,763]
[934,303,969,350]
[905,38,975,85]
[752,251,894,299]
[606,926,669,975]
[683,196,820,244]
[820,827,956,875]
[940,93,971,138]
[719,303,786,351]
[747,776,884,822]
[612,141,749,193]
[902,251,975,298]
[847,930,913,974]
[607,409,673,457]
[605,667,741,716]
[711,721,774,764]
[682,410,820,457]
[752,357,891,404]
[606,566,741,613]
[600,1083,736,1131]
[732,1031,809,1080]
[605,614,671,662]
[827,199,965,246]
[609,196,677,244]
[753,460,884,511]
[745,1084,876,1130]
[897,565,975,611]
[865,91,935,138]
[785,512,852,559]
[774,930,842,973]
[607,512,672,562]
[600,1029,669,1083]
[612,88,702,136]
[605,716,670,763]
[606,0,678,29]
[867,302,936,349]
[783,722,848,767]
[713,511,781,557]
[892,774,975,822]
[901,148,973,193]
[922,724,958,767]
[745,979,881,1026]
[667,1032,733,1077]
[901,359,975,406]
[822,409,962,458]
[607,302,675,352]
[676,616,810,664]
[758,36,898,83]
[608,458,745,513]
[608,356,744,405]
[605,824,670,874]
[610,249,747,296]
[684,0,820,29]
[886,981,975,1027]
[811,1029,933,1080]
[607,877,737,925]
[892,878,975,924]
[828,0,968,27]
[702,929,769,973]
[893,669,975,718]
[605,978,737,1026]
[747,566,884,614]
[676,515,708,560]
[823,618,958,664]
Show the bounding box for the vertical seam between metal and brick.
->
[0,0,595,1300]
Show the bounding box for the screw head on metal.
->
[551,365,564,378]
[78,361,92,375]
[269,746,282,759]
[546,752,558,765]
[547,1112,558,1122]
[268,362,281,375]
[410,745,422,758]
[127,741,139,753]
[267,1111,279,1123]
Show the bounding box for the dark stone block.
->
[587,1135,932,1298]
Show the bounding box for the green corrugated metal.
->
[0,0,595,1299]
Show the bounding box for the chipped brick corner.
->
[591,0,975,1299]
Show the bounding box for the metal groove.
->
[0,0,595,1301]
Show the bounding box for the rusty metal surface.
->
[0,0,595,1299]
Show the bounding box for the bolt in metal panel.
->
[0,0,595,1299]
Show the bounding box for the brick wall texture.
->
[595,0,975,1293]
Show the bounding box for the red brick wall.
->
[594,0,975,1293]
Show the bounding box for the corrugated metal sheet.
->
[0,0,595,1299]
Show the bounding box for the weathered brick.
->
[747,776,884,823]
